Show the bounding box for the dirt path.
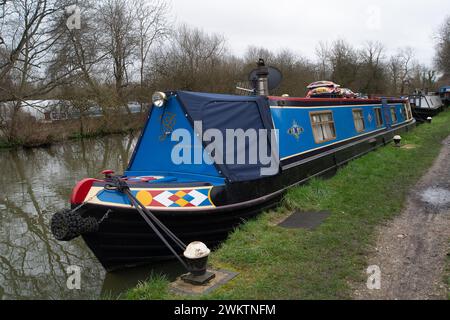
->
[354,136,450,300]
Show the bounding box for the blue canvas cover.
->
[126,95,223,183]
[176,91,279,182]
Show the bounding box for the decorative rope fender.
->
[50,209,99,241]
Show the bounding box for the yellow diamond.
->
[175,198,189,207]
[175,191,187,198]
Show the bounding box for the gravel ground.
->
[354,136,450,300]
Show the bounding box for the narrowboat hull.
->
[80,196,281,271]
[411,106,443,122]
[409,93,444,122]
[79,120,415,271]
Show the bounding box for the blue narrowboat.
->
[51,78,416,271]
[440,86,450,107]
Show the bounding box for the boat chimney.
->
[256,58,269,96]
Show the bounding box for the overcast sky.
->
[169,0,449,67]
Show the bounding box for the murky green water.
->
[0,134,184,300]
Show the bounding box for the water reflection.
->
[0,133,177,300]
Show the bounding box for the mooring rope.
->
[105,176,189,271]
[126,189,187,251]
[125,192,189,271]
[70,190,103,213]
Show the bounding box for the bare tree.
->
[0,0,73,141]
[328,39,359,88]
[315,41,330,80]
[409,63,437,92]
[150,25,227,91]
[133,0,170,93]
[421,68,437,90]
[244,46,273,65]
[0,0,65,93]
[387,55,401,95]
[434,16,450,81]
[358,41,385,94]
[51,1,108,99]
[397,47,414,95]
[273,49,315,96]
[97,0,137,112]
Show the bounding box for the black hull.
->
[412,106,443,123]
[81,194,281,271]
[80,120,415,271]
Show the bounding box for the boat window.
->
[406,102,413,120]
[310,111,336,143]
[352,109,365,133]
[374,108,383,127]
[401,105,407,120]
[390,107,398,123]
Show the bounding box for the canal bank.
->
[125,110,450,300]
[0,113,145,149]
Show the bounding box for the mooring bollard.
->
[181,241,215,285]
[393,135,402,147]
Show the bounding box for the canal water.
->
[0,134,184,300]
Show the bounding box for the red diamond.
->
[169,194,180,202]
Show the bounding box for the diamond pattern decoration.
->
[175,198,189,207]
[126,188,213,208]
[175,191,187,198]
[187,190,208,206]
[153,190,176,207]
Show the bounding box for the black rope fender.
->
[51,175,192,272]
[51,190,110,242]
[51,209,99,241]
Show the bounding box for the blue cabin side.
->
[270,101,411,161]
[440,86,450,103]
[439,86,450,94]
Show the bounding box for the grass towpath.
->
[125,110,450,300]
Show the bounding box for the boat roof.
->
[268,96,407,104]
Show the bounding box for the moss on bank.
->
[124,110,450,300]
